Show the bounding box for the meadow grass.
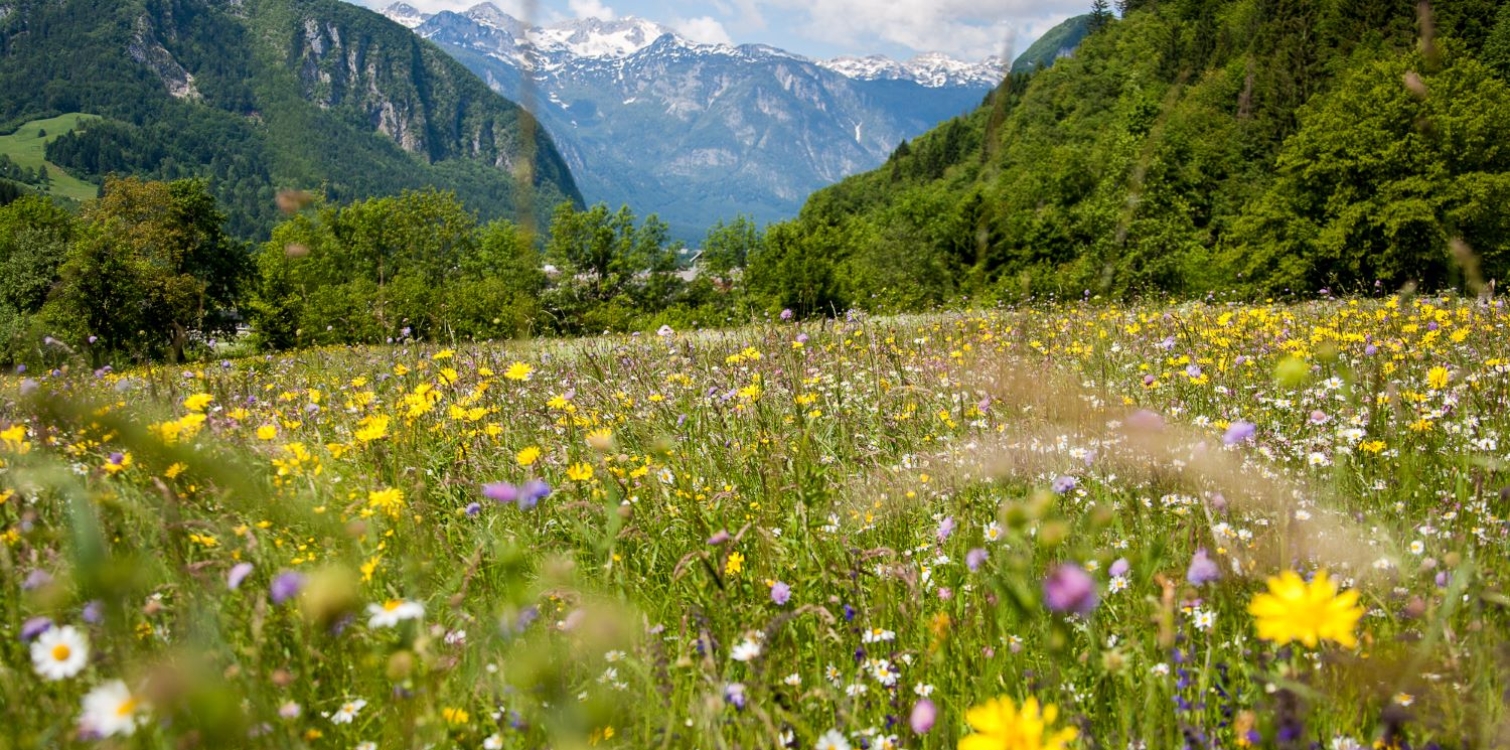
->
[0,113,101,202]
[2,295,1508,749]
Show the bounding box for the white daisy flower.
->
[367,600,424,628]
[329,698,367,724]
[79,679,146,737]
[484,734,504,750]
[32,624,89,680]
[815,728,852,750]
[730,637,762,662]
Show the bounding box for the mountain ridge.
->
[380,1,1004,240]
[0,0,581,237]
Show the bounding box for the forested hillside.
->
[756,0,1510,313]
[0,0,580,238]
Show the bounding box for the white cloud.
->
[764,0,1084,60]
[567,0,616,19]
[671,15,734,46]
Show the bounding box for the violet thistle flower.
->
[1043,563,1099,615]
[770,581,791,605]
[910,698,936,734]
[1223,420,1257,445]
[1186,548,1221,586]
[270,571,305,605]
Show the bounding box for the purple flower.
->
[936,516,955,543]
[20,616,53,641]
[780,308,794,321]
[1186,548,1221,586]
[795,333,810,345]
[228,562,254,590]
[1223,420,1256,445]
[1127,409,1165,433]
[706,530,731,546]
[770,581,791,606]
[483,482,519,504]
[465,502,482,517]
[724,682,747,709]
[1364,344,1378,356]
[1109,558,1130,578]
[966,548,988,572]
[910,698,937,734]
[1051,475,1077,494]
[518,479,551,510]
[1042,563,1098,615]
[22,569,52,590]
[270,570,305,605]
[81,600,103,624]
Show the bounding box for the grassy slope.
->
[0,113,101,201]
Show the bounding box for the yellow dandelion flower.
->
[724,551,744,577]
[504,362,534,381]
[256,424,278,441]
[1426,366,1450,390]
[354,415,390,442]
[958,695,1077,750]
[368,487,406,518]
[182,393,214,412]
[517,446,542,466]
[442,707,470,725]
[1247,570,1363,649]
[566,463,594,482]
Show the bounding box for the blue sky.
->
[348,0,1085,62]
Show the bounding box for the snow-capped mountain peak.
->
[531,16,678,59]
[379,1,430,29]
[463,2,527,35]
[819,52,1003,88]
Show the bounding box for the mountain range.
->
[0,0,580,237]
[379,1,1008,240]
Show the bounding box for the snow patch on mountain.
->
[379,2,429,29]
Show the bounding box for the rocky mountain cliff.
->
[0,0,580,236]
[385,2,1002,240]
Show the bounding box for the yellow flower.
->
[256,424,278,441]
[586,428,614,451]
[442,707,470,725]
[354,415,390,442]
[504,362,534,381]
[368,487,406,518]
[1247,570,1363,648]
[164,462,188,479]
[959,695,1077,750]
[1426,365,1450,390]
[724,551,744,577]
[182,393,214,412]
[361,555,381,583]
[566,463,594,482]
[432,349,455,360]
[0,424,30,453]
[102,451,132,475]
[516,446,541,466]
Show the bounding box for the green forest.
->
[0,0,581,238]
[766,0,1510,308]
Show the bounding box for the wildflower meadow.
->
[3,294,1509,749]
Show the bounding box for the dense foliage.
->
[0,177,744,367]
[0,0,581,239]
[751,0,1510,313]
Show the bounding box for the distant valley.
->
[379,2,1007,240]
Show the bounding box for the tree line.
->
[0,177,785,368]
